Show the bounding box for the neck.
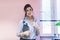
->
[28,16,34,21]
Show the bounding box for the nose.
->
[28,10,31,13]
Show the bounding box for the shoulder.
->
[18,18,27,24]
[33,16,40,25]
[19,20,23,22]
[18,19,24,25]
[33,16,40,22]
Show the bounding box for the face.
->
[26,7,33,17]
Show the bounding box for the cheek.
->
[26,11,33,16]
[27,12,30,15]
[26,12,28,15]
[27,11,29,14]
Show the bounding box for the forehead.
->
[26,7,32,10]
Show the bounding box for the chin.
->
[29,15,31,16]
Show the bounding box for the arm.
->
[17,20,30,37]
[17,30,30,37]
[23,30,30,36]
[16,20,24,37]
[33,20,40,35]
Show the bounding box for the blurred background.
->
[0,0,60,40]
[0,0,40,40]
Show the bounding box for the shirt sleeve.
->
[36,19,40,26]
[35,19,40,36]
[16,20,23,35]
[34,16,40,26]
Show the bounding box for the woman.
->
[17,4,40,40]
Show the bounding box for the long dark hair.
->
[24,4,33,17]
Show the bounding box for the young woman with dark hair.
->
[17,4,40,40]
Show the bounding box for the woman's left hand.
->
[33,22,40,34]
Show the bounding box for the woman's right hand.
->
[17,32,24,37]
[23,30,30,36]
[17,30,30,37]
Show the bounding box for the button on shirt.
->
[17,17,40,39]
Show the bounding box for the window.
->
[40,0,60,35]
[41,0,51,20]
[40,0,52,35]
[57,0,60,34]
[57,0,60,20]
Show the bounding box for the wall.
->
[0,0,40,40]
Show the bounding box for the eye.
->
[30,9,31,11]
[30,8,33,11]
